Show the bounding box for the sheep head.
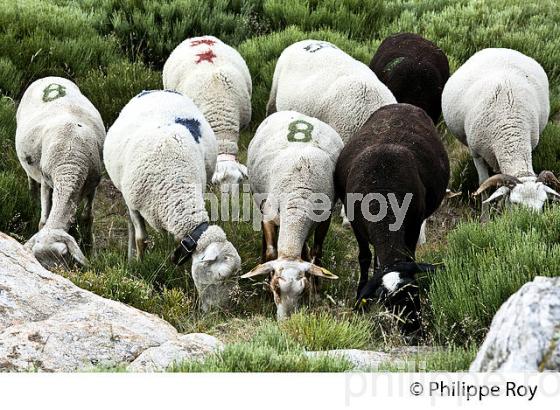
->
[356,262,439,335]
[241,258,338,320]
[473,172,560,211]
[191,240,241,312]
[211,156,248,191]
[25,228,87,270]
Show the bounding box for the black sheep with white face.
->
[369,33,449,124]
[334,103,449,336]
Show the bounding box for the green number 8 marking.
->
[287,120,313,142]
[42,83,66,102]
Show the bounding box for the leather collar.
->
[175,222,209,265]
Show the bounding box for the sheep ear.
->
[445,189,461,199]
[201,243,220,262]
[544,186,560,201]
[415,263,443,273]
[63,236,88,267]
[307,264,338,279]
[482,186,510,204]
[241,262,275,278]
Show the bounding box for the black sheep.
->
[369,33,449,124]
[334,103,450,335]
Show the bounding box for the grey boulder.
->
[0,232,220,372]
[470,276,560,372]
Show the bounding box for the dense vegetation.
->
[1,0,559,371]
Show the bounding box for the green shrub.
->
[0,0,121,98]
[428,207,560,343]
[172,323,353,372]
[0,98,38,236]
[280,310,373,350]
[263,0,386,41]
[69,0,265,67]
[378,345,478,372]
[79,61,161,125]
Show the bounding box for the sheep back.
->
[442,48,549,148]
[369,33,449,124]
[104,90,217,235]
[163,35,251,154]
[271,40,396,142]
[15,76,105,184]
[335,103,449,261]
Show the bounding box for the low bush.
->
[428,207,560,343]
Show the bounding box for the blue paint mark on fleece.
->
[175,117,202,143]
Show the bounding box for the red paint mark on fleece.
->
[195,49,217,64]
[190,39,217,47]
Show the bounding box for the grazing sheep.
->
[334,104,450,335]
[369,32,450,124]
[163,35,252,190]
[16,76,105,269]
[267,40,396,143]
[442,48,559,211]
[104,90,241,311]
[241,111,343,320]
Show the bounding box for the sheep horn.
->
[536,171,560,192]
[307,264,338,279]
[472,174,521,197]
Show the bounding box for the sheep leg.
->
[28,176,40,201]
[309,217,332,298]
[310,217,331,267]
[262,220,277,262]
[39,178,53,230]
[473,156,490,220]
[129,209,147,261]
[79,188,95,254]
[301,243,310,262]
[127,216,136,261]
[355,230,372,297]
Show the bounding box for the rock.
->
[128,333,223,372]
[0,232,219,372]
[305,346,436,371]
[470,276,560,372]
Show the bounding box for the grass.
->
[427,207,560,344]
[1,0,560,372]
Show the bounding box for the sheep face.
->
[191,241,241,311]
[25,228,87,270]
[358,270,421,334]
[483,178,560,211]
[241,259,338,320]
[270,261,309,320]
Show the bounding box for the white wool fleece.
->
[442,48,549,178]
[269,40,396,143]
[163,35,252,157]
[16,76,105,232]
[247,111,343,258]
[104,90,218,239]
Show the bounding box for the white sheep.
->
[104,90,241,311]
[163,35,252,190]
[442,48,560,211]
[242,111,343,319]
[16,76,105,269]
[267,40,396,143]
